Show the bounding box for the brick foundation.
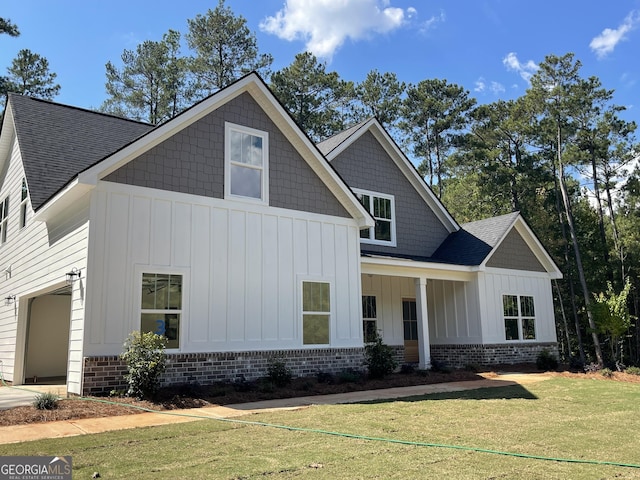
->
[82,347,367,396]
[430,343,558,368]
[82,342,557,395]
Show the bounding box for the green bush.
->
[600,368,614,378]
[536,349,559,371]
[625,366,640,376]
[32,392,59,410]
[364,332,398,379]
[266,358,292,387]
[120,331,167,399]
[337,368,364,384]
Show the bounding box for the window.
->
[20,178,28,229]
[0,196,8,244]
[503,294,536,341]
[141,273,182,349]
[362,295,377,342]
[403,299,418,341]
[355,189,396,246]
[302,281,330,345]
[225,122,268,202]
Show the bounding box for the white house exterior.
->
[0,74,562,396]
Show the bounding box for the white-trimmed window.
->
[302,281,331,345]
[20,178,28,229]
[0,196,8,244]
[362,295,377,342]
[141,273,183,349]
[355,189,396,246]
[225,122,268,202]
[503,294,536,341]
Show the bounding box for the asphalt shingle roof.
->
[8,93,154,210]
[316,120,370,156]
[431,211,520,265]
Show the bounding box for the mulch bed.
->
[1,364,638,427]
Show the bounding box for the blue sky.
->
[2,0,640,126]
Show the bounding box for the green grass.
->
[2,377,640,479]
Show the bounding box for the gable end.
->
[486,228,546,272]
[104,92,349,218]
[330,130,450,257]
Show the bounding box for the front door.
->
[403,299,418,362]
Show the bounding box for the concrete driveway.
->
[0,384,67,410]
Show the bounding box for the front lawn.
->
[2,377,639,479]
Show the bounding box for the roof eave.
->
[32,178,92,223]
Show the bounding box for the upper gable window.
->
[225,122,269,203]
[355,189,396,246]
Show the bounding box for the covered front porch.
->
[360,255,481,369]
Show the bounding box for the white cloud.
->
[474,77,505,95]
[419,10,445,34]
[260,0,415,60]
[590,11,640,59]
[502,52,538,82]
[490,81,505,94]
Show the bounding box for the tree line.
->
[2,0,639,368]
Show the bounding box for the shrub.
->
[316,371,334,384]
[400,363,415,375]
[625,366,640,376]
[600,368,614,378]
[584,362,601,373]
[464,363,481,373]
[430,359,452,374]
[32,392,59,410]
[266,358,292,387]
[536,349,559,371]
[364,332,398,379]
[120,331,167,399]
[337,368,363,384]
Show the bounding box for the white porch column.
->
[415,277,431,369]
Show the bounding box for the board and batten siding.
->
[0,136,89,394]
[478,269,557,344]
[83,181,364,357]
[361,275,482,347]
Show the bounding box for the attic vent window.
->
[20,178,28,229]
[354,188,396,246]
[225,122,269,203]
[0,196,8,244]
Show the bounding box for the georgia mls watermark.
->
[0,456,72,480]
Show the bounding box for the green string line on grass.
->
[2,369,639,470]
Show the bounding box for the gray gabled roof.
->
[8,93,153,210]
[316,120,370,156]
[431,211,520,266]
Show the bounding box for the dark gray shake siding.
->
[104,92,350,218]
[486,229,546,272]
[330,131,450,258]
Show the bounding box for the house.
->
[0,73,562,396]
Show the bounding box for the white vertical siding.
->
[362,275,483,346]
[479,269,557,343]
[83,182,364,356]
[0,138,89,393]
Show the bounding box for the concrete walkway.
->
[0,372,551,445]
